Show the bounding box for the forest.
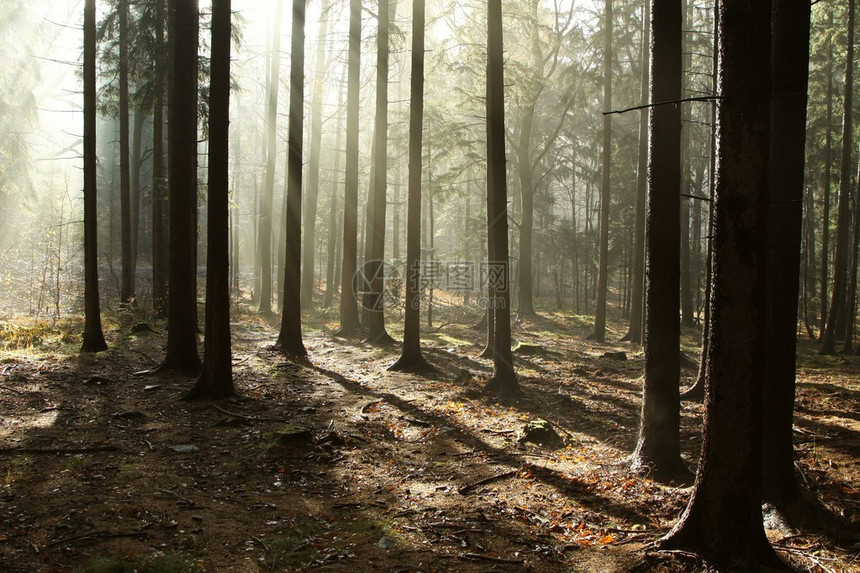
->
[0,0,858,570]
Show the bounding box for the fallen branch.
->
[156,487,198,507]
[212,404,290,422]
[359,400,385,418]
[0,445,118,455]
[773,544,836,573]
[458,469,518,495]
[458,552,524,565]
[45,529,146,548]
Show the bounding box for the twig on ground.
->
[212,403,289,422]
[155,487,198,507]
[458,552,524,565]
[359,400,385,418]
[458,469,518,495]
[44,529,145,548]
[251,536,270,552]
[0,445,118,455]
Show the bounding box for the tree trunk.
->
[82,0,107,353]
[821,0,855,355]
[364,0,395,345]
[390,0,433,373]
[683,0,719,403]
[589,0,612,342]
[119,0,134,304]
[660,1,783,568]
[842,155,860,353]
[630,0,685,478]
[623,1,649,345]
[184,0,234,400]
[275,0,308,356]
[679,0,694,329]
[484,0,519,396]
[821,8,834,338]
[337,0,363,336]
[152,9,168,317]
[258,0,284,315]
[762,0,810,510]
[301,0,332,309]
[517,105,537,317]
[159,0,201,375]
[325,70,347,308]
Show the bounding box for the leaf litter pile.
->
[0,309,858,572]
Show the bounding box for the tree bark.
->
[301,0,332,309]
[762,0,810,509]
[159,0,201,375]
[82,0,107,353]
[630,0,685,478]
[623,1,649,345]
[364,0,395,345]
[484,0,519,396]
[258,0,284,316]
[119,0,134,304]
[390,0,434,373]
[660,1,783,568]
[588,0,612,342]
[184,0,234,400]
[820,8,834,339]
[821,0,855,355]
[275,0,308,356]
[337,0,363,336]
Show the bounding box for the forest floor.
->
[0,299,859,572]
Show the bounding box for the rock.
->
[377,536,397,549]
[171,444,200,453]
[128,323,158,336]
[601,351,627,360]
[514,343,548,356]
[273,427,313,447]
[519,419,564,447]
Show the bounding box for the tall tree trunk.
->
[484,0,518,396]
[365,0,395,344]
[82,0,107,353]
[130,110,145,292]
[337,0,363,336]
[152,0,169,318]
[276,0,308,356]
[258,0,284,315]
[683,0,719,403]
[185,0,234,400]
[623,1,649,344]
[804,186,816,337]
[119,0,134,304]
[661,1,783,568]
[589,0,613,342]
[630,0,684,478]
[821,8,834,338]
[762,0,810,509]
[517,105,537,317]
[301,0,332,309]
[679,0,694,329]
[821,0,855,355]
[325,69,346,308]
[842,155,860,353]
[390,0,433,373]
[159,0,201,375]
